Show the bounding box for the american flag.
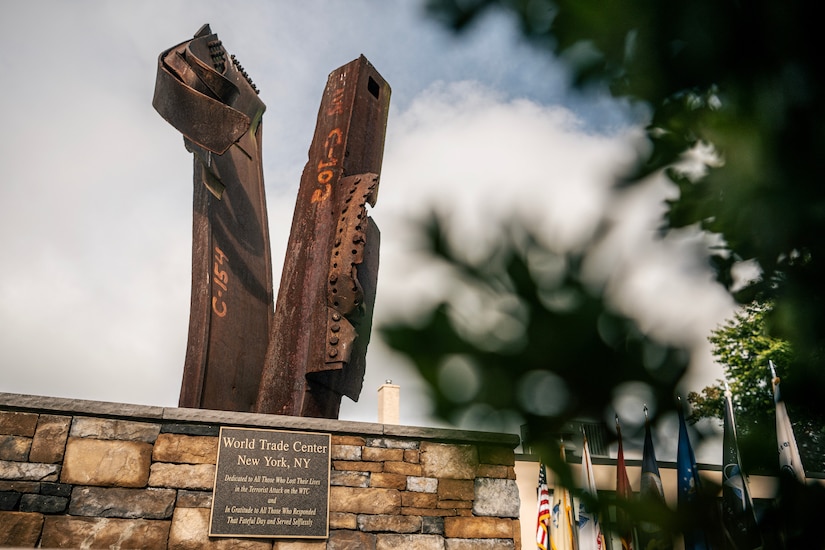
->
[536,463,551,550]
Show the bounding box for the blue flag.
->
[721,385,762,549]
[638,408,672,550]
[677,402,709,550]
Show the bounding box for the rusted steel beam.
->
[255,56,391,418]
[153,25,274,412]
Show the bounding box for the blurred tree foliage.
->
[383,0,825,544]
[688,301,825,474]
[417,0,825,399]
[381,217,690,537]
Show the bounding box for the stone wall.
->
[0,393,521,549]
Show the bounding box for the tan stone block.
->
[476,464,510,479]
[0,459,59,481]
[444,517,515,539]
[478,445,515,466]
[331,444,362,460]
[402,491,437,508]
[70,417,161,442]
[512,519,521,549]
[0,480,40,493]
[329,511,357,529]
[273,540,327,549]
[41,515,170,549]
[327,529,376,549]
[358,513,422,533]
[401,507,456,517]
[420,442,478,480]
[29,414,71,463]
[376,533,445,550]
[331,470,369,487]
[169,507,272,549]
[437,500,473,509]
[383,460,422,476]
[362,447,404,462]
[438,479,473,501]
[370,472,407,489]
[0,434,31,461]
[0,511,43,547]
[153,433,218,464]
[407,476,438,493]
[331,435,365,446]
[404,449,421,463]
[61,437,151,487]
[0,412,38,436]
[445,539,515,550]
[329,486,400,514]
[149,462,215,490]
[333,460,383,472]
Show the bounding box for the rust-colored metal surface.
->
[255,56,391,418]
[153,25,274,412]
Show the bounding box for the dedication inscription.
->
[209,427,331,538]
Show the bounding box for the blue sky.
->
[0,1,735,461]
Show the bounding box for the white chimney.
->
[377,380,400,425]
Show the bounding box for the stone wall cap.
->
[163,406,385,435]
[1,392,519,447]
[0,392,164,421]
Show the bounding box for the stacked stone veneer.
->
[0,392,521,549]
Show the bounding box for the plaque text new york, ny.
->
[210,427,331,538]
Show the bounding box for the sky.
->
[0,1,737,462]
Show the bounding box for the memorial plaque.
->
[209,427,331,538]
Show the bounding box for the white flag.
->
[770,361,806,483]
[578,434,604,550]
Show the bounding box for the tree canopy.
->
[689,301,825,473]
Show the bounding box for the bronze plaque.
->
[209,427,331,538]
